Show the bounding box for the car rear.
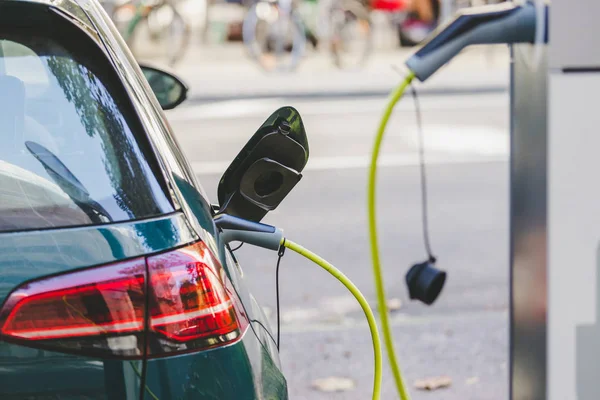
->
[0,2,283,399]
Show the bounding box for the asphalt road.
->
[166,91,510,399]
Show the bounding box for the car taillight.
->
[146,242,248,356]
[0,241,248,359]
[0,258,147,358]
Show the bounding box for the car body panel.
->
[0,1,286,399]
[0,211,197,400]
[0,347,143,400]
[0,212,196,304]
[0,205,284,398]
[144,332,286,400]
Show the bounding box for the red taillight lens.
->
[0,241,248,358]
[147,242,247,355]
[0,258,147,358]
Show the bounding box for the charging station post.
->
[513,1,600,399]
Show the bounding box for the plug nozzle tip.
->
[406,261,446,305]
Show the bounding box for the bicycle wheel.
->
[111,1,144,41]
[242,0,307,72]
[327,0,372,70]
[115,1,190,66]
[146,3,191,65]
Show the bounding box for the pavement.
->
[170,44,510,101]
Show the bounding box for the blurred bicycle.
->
[242,0,308,71]
[317,0,373,69]
[108,0,191,66]
[242,0,372,72]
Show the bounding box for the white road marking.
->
[192,152,507,175]
[175,97,509,175]
[167,94,507,122]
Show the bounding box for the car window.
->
[0,20,174,232]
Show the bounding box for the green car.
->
[0,0,308,398]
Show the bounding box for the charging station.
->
[511,1,600,399]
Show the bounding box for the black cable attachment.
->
[251,319,278,347]
[410,83,436,264]
[275,240,286,351]
[230,242,244,252]
[404,84,447,306]
[278,239,286,257]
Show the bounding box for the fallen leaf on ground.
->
[414,376,452,391]
[466,376,479,385]
[312,377,356,392]
[387,298,403,311]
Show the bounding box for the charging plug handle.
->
[215,214,283,251]
[406,2,545,82]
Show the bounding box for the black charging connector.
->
[406,260,446,305]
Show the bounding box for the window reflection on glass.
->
[0,30,173,232]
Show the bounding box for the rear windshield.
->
[0,7,174,232]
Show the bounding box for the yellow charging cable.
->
[282,239,382,400]
[368,72,416,400]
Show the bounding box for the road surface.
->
[166,90,510,399]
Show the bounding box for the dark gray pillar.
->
[510,44,548,400]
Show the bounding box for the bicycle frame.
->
[115,0,163,40]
